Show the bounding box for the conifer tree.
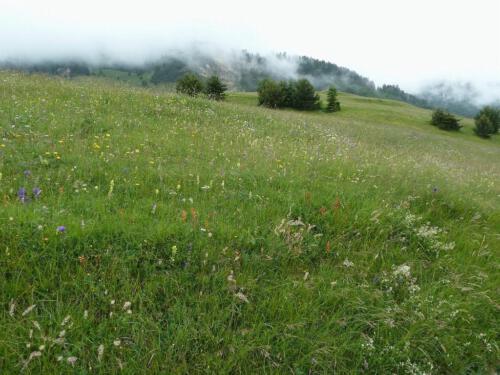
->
[326,86,341,112]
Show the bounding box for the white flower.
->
[235,292,249,303]
[123,301,132,310]
[393,264,411,278]
[343,259,354,268]
[67,356,78,366]
[9,299,16,317]
[97,344,104,362]
[61,315,71,326]
[113,339,121,347]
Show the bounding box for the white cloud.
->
[0,0,499,92]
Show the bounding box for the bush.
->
[257,79,286,108]
[293,79,321,110]
[176,73,204,97]
[475,106,499,134]
[430,109,461,131]
[326,86,341,112]
[474,114,495,138]
[205,75,227,101]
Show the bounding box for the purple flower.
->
[18,187,27,203]
[56,226,66,233]
[32,187,42,199]
[23,170,31,177]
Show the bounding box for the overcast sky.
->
[1,0,499,92]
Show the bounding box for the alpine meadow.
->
[0,70,499,374]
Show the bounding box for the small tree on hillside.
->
[279,80,295,108]
[326,86,341,112]
[205,75,227,101]
[293,79,320,110]
[257,79,286,108]
[475,106,499,134]
[176,73,204,97]
[474,114,495,138]
[430,109,461,131]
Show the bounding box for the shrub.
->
[326,86,341,112]
[175,73,204,97]
[257,79,286,108]
[475,106,499,134]
[205,75,227,101]
[293,79,321,110]
[474,114,495,138]
[430,109,461,131]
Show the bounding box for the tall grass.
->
[0,71,498,373]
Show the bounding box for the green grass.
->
[0,71,499,374]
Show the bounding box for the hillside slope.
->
[0,72,498,373]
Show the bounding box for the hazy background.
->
[1,0,499,98]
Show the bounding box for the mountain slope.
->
[0,72,498,373]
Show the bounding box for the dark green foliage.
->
[151,59,189,84]
[293,79,321,110]
[175,73,204,97]
[377,84,429,108]
[474,114,495,138]
[257,79,287,108]
[326,86,341,112]
[475,106,500,134]
[205,75,227,101]
[257,78,321,110]
[430,109,462,131]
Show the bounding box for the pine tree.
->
[475,106,499,134]
[474,114,495,138]
[293,79,320,110]
[205,75,227,101]
[175,73,204,97]
[326,86,341,112]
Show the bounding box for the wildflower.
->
[113,339,121,347]
[432,187,439,193]
[56,226,66,233]
[151,203,157,214]
[97,344,104,362]
[24,170,31,177]
[343,259,354,268]
[32,187,41,199]
[18,187,27,203]
[235,291,249,303]
[123,301,131,310]
[9,299,16,317]
[22,351,42,370]
[61,315,71,326]
[393,264,411,278]
[67,356,78,366]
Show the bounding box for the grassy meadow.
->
[0,71,499,374]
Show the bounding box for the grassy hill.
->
[0,71,498,374]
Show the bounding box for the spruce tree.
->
[205,75,227,101]
[326,86,341,112]
[475,106,499,134]
[175,73,204,97]
[474,114,495,138]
